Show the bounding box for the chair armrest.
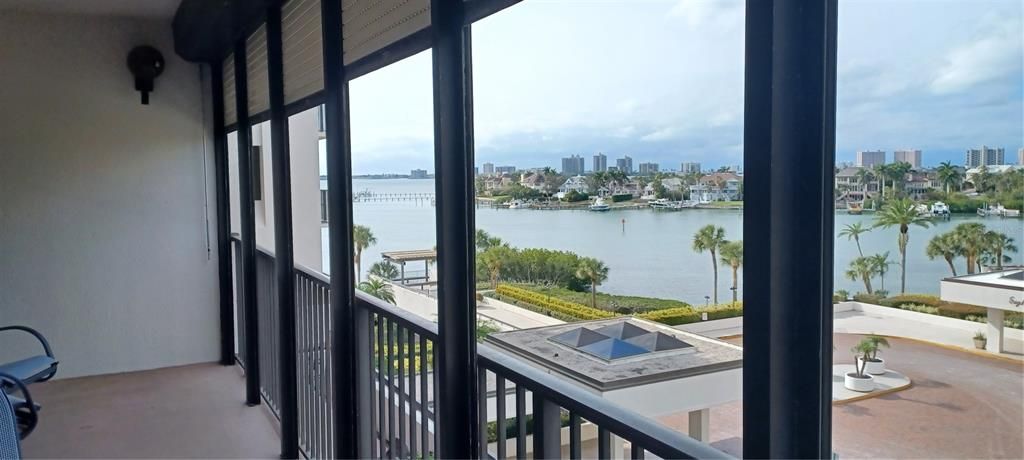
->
[0,372,38,439]
[0,326,55,358]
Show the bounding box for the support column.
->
[743,0,837,458]
[688,409,710,443]
[234,41,261,407]
[986,308,1005,353]
[321,0,367,457]
[266,6,299,458]
[210,63,235,366]
[431,0,479,457]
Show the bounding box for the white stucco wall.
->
[0,11,219,378]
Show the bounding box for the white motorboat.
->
[930,201,950,217]
[589,197,611,212]
[507,199,528,209]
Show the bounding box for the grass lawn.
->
[515,284,689,313]
[704,200,743,207]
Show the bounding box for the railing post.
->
[266,5,299,458]
[743,0,837,457]
[431,0,479,457]
[321,0,365,457]
[210,62,235,366]
[532,396,562,460]
[234,40,261,407]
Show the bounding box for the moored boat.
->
[589,197,611,212]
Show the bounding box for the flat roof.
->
[381,249,437,263]
[942,269,1024,290]
[486,317,742,391]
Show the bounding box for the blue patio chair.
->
[1,372,39,459]
[0,326,58,385]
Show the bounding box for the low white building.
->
[940,269,1024,353]
[689,172,742,202]
[557,175,588,198]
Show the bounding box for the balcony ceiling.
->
[0,0,180,18]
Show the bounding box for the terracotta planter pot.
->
[844,372,874,392]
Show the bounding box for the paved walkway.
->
[659,333,1024,459]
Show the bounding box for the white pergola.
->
[940,269,1024,353]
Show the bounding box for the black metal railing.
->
[232,244,730,459]
[232,238,246,366]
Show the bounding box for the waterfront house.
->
[689,172,743,202]
[557,175,588,198]
[1,1,854,459]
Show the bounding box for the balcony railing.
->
[231,237,729,459]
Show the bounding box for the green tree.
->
[576,257,610,309]
[359,278,395,304]
[854,168,874,198]
[479,246,515,289]
[693,225,727,303]
[926,232,960,277]
[935,161,961,194]
[888,162,913,195]
[838,222,871,257]
[718,240,743,304]
[983,231,1017,270]
[475,229,505,252]
[952,223,988,274]
[369,260,399,280]
[845,256,877,294]
[873,198,931,293]
[353,225,377,282]
[869,252,893,292]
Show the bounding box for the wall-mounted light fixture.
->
[126,46,165,105]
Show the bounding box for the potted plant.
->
[973,331,987,350]
[855,334,889,375]
[845,339,877,392]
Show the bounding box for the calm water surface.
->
[326,179,1022,304]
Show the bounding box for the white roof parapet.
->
[940,269,1024,312]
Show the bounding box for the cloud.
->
[668,0,743,28]
[640,127,678,142]
[930,16,1023,94]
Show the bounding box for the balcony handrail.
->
[355,290,439,341]
[477,341,731,459]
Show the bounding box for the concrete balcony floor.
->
[21,363,279,459]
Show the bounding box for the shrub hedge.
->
[495,284,616,321]
[611,193,633,203]
[639,302,743,326]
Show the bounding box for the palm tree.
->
[576,257,610,309]
[838,222,871,256]
[935,161,961,194]
[983,231,1017,270]
[479,246,514,289]
[854,168,873,199]
[926,233,960,277]
[873,198,931,294]
[475,229,505,252]
[353,225,377,282]
[869,252,893,293]
[952,223,987,274]
[845,256,877,294]
[873,164,889,199]
[693,225,727,303]
[719,240,743,304]
[358,278,395,304]
[369,260,399,280]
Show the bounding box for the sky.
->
[334,0,1023,175]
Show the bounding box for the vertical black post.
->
[235,42,261,407]
[431,0,478,457]
[266,7,299,458]
[211,63,235,366]
[321,0,364,457]
[743,0,837,458]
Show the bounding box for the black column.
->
[321,0,363,457]
[743,0,837,458]
[210,63,235,366]
[266,6,299,458]
[431,0,479,457]
[235,42,261,407]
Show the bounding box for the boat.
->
[847,201,863,215]
[977,203,1021,218]
[649,198,673,209]
[589,197,611,212]
[507,199,528,209]
[913,203,930,217]
[930,201,950,218]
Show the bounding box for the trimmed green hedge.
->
[611,193,633,202]
[518,284,691,313]
[639,303,743,326]
[495,284,616,321]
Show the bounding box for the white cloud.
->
[668,0,743,28]
[640,127,678,142]
[930,16,1023,94]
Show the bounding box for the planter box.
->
[844,372,874,392]
[857,357,886,375]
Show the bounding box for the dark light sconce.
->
[127,46,165,105]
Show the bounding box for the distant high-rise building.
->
[616,156,633,174]
[593,153,607,173]
[607,166,619,172]
[561,154,585,176]
[638,162,659,175]
[1018,147,1024,165]
[856,150,886,168]
[482,162,494,175]
[681,162,701,174]
[893,149,922,169]
[495,165,516,175]
[965,146,1005,167]
[410,169,428,179]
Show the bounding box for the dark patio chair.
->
[1,372,39,459]
[0,326,58,385]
